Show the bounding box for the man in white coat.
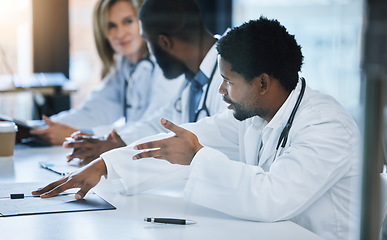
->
[33,17,361,240]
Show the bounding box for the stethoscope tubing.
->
[275,77,306,158]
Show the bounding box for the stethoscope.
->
[174,61,218,122]
[123,57,155,121]
[274,77,306,161]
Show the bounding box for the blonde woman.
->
[31,0,183,145]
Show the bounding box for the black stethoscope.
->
[174,61,218,122]
[274,77,306,161]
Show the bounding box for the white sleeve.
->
[101,132,190,195]
[182,110,240,159]
[101,110,241,197]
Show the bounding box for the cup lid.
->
[0,122,18,132]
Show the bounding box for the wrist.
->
[93,158,107,177]
[192,144,203,161]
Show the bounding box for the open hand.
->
[31,158,107,199]
[63,129,126,165]
[132,118,203,165]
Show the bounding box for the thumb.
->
[106,129,116,140]
[110,129,122,142]
[160,118,183,135]
[75,184,92,200]
[42,115,55,126]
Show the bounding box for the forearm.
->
[101,133,189,195]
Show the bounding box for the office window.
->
[0,0,33,120]
[0,0,32,76]
[68,0,101,109]
[233,0,363,122]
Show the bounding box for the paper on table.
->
[0,182,115,217]
[0,193,77,216]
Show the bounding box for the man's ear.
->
[253,73,270,95]
[157,35,173,51]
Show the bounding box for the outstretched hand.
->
[132,118,203,165]
[63,129,126,166]
[30,115,78,146]
[31,158,107,199]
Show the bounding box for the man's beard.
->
[223,95,264,121]
[152,44,190,79]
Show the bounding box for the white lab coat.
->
[117,43,227,144]
[101,80,361,240]
[50,55,184,136]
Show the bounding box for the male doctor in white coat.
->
[33,17,361,240]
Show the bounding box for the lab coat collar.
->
[199,43,218,79]
[198,30,229,79]
[255,79,305,167]
[266,79,303,131]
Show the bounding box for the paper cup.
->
[0,122,18,157]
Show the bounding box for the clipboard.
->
[0,182,116,217]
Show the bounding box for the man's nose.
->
[218,80,227,95]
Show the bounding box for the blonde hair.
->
[93,0,144,78]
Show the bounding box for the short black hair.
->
[216,17,304,92]
[139,0,206,42]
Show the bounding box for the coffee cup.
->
[0,122,18,157]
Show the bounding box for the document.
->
[0,182,115,217]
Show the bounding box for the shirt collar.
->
[199,43,218,79]
[265,79,304,132]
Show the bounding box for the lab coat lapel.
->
[243,117,266,166]
[257,130,278,168]
[257,79,304,167]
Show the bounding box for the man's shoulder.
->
[300,88,359,132]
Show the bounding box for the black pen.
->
[144,218,196,225]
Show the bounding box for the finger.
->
[78,157,96,166]
[39,181,72,198]
[133,149,162,160]
[63,141,89,149]
[160,118,185,135]
[75,135,100,142]
[70,130,82,138]
[66,148,90,161]
[106,129,115,140]
[30,128,47,135]
[42,115,55,126]
[75,184,93,200]
[31,178,67,196]
[64,138,99,148]
[73,133,94,140]
[134,139,164,150]
[66,153,77,162]
[110,129,124,143]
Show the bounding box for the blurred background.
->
[0,0,363,123]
